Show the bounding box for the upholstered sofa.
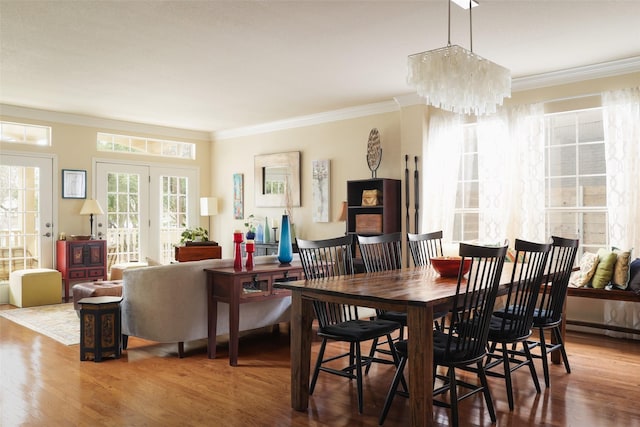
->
[121,255,293,357]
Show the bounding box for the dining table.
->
[274,263,517,427]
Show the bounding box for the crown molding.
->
[0,104,211,141]
[511,56,640,91]
[213,100,399,140]
[215,57,640,139]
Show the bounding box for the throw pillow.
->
[628,258,640,293]
[591,248,617,289]
[145,256,163,266]
[569,252,599,287]
[611,247,633,289]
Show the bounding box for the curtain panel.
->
[602,87,640,340]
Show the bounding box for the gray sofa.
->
[121,255,292,357]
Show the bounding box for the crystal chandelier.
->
[407,0,511,115]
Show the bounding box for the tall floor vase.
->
[277,214,293,265]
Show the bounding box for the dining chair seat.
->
[376,310,407,324]
[320,318,401,341]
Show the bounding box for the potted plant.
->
[180,226,209,245]
[244,214,259,240]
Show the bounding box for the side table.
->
[205,262,304,366]
[79,296,123,362]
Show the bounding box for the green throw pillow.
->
[591,248,617,289]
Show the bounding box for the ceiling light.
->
[407,0,511,115]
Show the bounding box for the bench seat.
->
[567,287,640,335]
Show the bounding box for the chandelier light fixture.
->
[407,0,511,115]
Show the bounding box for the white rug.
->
[0,303,79,345]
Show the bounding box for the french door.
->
[0,153,55,283]
[95,161,198,267]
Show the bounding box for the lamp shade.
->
[337,201,347,222]
[79,199,104,215]
[200,197,219,216]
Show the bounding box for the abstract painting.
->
[312,159,330,222]
[233,173,244,219]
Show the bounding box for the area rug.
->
[0,303,79,345]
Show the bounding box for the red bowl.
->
[431,256,471,277]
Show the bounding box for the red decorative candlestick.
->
[233,230,244,271]
[245,239,255,270]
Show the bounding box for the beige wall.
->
[211,112,405,257]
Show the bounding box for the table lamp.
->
[200,197,219,240]
[80,199,105,239]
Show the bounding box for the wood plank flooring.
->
[1,305,639,426]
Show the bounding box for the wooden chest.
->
[355,214,383,234]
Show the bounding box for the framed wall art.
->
[254,151,300,208]
[62,169,87,199]
[233,173,244,219]
[312,159,330,222]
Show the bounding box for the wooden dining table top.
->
[274,263,516,310]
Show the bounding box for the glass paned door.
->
[0,154,54,284]
[150,167,198,265]
[96,163,149,271]
[96,162,198,270]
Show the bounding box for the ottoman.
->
[9,268,62,308]
[72,280,123,311]
[109,262,147,281]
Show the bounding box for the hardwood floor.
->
[1,305,639,427]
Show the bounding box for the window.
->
[97,132,196,160]
[545,108,607,255]
[0,121,51,146]
[453,125,479,242]
[453,108,607,255]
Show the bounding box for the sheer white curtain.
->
[422,104,545,245]
[602,87,640,250]
[476,103,545,244]
[421,111,462,241]
[602,87,640,339]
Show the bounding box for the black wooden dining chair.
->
[379,242,508,426]
[407,230,448,330]
[408,230,444,266]
[357,233,405,370]
[484,238,551,410]
[525,235,579,387]
[297,234,403,414]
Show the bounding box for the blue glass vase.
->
[277,214,293,265]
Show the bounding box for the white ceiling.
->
[1,1,640,135]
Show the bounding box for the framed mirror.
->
[254,151,301,207]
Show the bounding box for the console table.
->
[204,262,303,366]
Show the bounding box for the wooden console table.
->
[174,244,222,262]
[204,262,303,366]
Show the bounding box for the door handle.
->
[43,232,52,237]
